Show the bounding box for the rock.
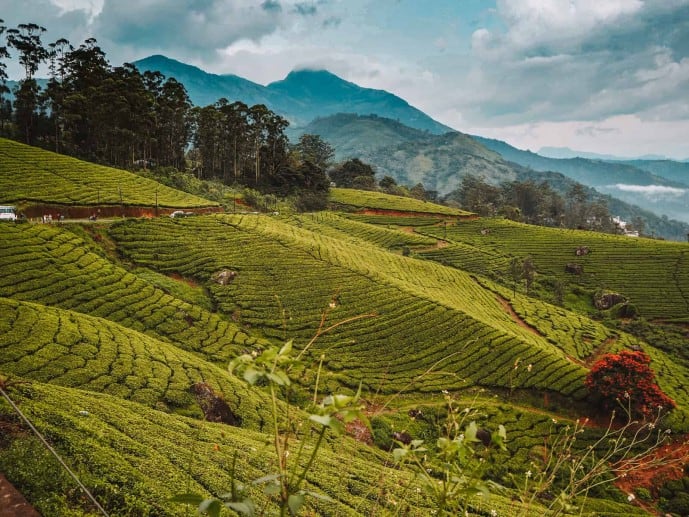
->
[212,269,237,285]
[594,290,627,310]
[190,382,242,426]
[565,263,583,275]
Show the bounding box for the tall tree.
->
[0,20,11,136]
[6,23,48,144]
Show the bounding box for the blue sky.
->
[2,0,689,159]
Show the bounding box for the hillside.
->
[0,138,218,214]
[2,176,689,515]
[133,55,453,134]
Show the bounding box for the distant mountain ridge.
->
[133,55,453,134]
[538,146,673,161]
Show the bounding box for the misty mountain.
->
[297,113,688,240]
[473,136,678,188]
[538,146,671,161]
[133,55,452,134]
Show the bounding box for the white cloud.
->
[611,184,686,197]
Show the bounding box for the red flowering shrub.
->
[585,350,675,420]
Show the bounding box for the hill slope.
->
[0,138,217,210]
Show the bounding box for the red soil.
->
[0,474,40,517]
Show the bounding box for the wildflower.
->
[552,418,557,424]
[328,301,337,308]
[527,363,533,372]
[491,510,498,517]
[627,493,635,502]
[525,470,532,478]
[441,389,449,395]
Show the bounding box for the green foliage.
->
[329,187,469,215]
[0,138,217,208]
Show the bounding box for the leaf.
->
[199,498,223,517]
[303,489,334,503]
[252,473,281,485]
[288,493,305,515]
[242,366,262,385]
[393,447,408,462]
[169,493,205,505]
[266,371,290,386]
[465,421,479,442]
[225,500,256,516]
[278,339,293,357]
[309,414,332,427]
[263,483,281,496]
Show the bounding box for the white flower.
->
[525,470,532,478]
[627,493,635,502]
[490,510,498,517]
[527,363,533,372]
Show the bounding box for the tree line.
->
[446,174,632,234]
[0,21,333,203]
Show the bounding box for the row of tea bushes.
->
[0,137,216,208]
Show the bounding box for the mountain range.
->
[8,54,689,236]
[133,55,452,134]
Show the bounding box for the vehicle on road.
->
[0,205,17,221]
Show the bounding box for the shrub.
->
[585,350,675,420]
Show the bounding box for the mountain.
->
[133,55,453,134]
[287,112,430,160]
[538,146,670,161]
[616,159,689,187]
[133,54,280,109]
[474,135,689,226]
[296,114,689,239]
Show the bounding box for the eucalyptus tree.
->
[44,38,72,152]
[248,103,271,186]
[216,98,249,183]
[192,104,222,179]
[260,110,289,187]
[0,20,11,137]
[60,38,110,159]
[6,23,48,144]
[155,76,191,169]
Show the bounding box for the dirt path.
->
[0,474,40,517]
[495,295,541,336]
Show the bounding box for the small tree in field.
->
[585,350,675,420]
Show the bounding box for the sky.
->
[2,0,689,160]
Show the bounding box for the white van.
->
[0,206,17,221]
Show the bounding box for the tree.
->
[6,23,48,144]
[379,175,397,192]
[329,158,375,188]
[293,133,334,171]
[585,350,675,420]
[0,20,11,136]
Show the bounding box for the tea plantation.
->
[1,146,688,516]
[0,138,217,209]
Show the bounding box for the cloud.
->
[293,2,317,15]
[450,0,689,125]
[611,184,686,197]
[93,1,286,54]
[261,0,282,13]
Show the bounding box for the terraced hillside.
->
[0,224,260,363]
[109,214,594,400]
[329,187,472,216]
[410,217,689,320]
[1,186,686,516]
[0,138,217,209]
